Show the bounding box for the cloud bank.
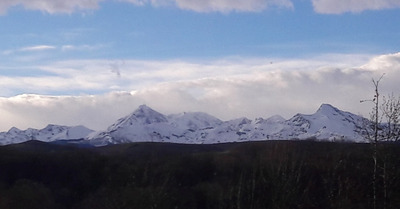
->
[1,53,400,132]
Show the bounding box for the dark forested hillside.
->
[0,140,400,209]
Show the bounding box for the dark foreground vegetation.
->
[0,140,400,209]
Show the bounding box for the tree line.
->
[0,140,400,209]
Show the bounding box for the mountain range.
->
[0,104,371,146]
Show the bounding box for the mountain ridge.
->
[0,104,371,146]
[0,124,94,145]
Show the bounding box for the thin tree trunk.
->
[373,143,377,209]
[237,171,244,209]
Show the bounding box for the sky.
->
[1,0,400,131]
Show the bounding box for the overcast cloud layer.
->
[1,0,399,14]
[1,53,399,132]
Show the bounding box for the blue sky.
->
[1,0,400,131]
[1,1,399,62]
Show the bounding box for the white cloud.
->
[0,54,371,96]
[121,0,293,12]
[312,0,400,14]
[0,0,293,14]
[2,44,104,64]
[0,0,101,14]
[1,53,400,132]
[173,0,293,12]
[20,45,57,52]
[61,44,103,51]
[5,44,102,54]
[1,0,400,14]
[2,45,56,55]
[0,92,143,131]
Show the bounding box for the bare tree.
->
[360,75,383,209]
[381,93,400,142]
[361,75,400,209]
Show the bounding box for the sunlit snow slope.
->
[86,104,370,146]
[0,104,371,146]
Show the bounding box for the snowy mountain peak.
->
[0,125,94,145]
[43,124,66,132]
[228,117,252,127]
[1,103,374,146]
[168,112,222,130]
[8,127,21,134]
[88,103,373,146]
[284,104,367,142]
[316,103,341,116]
[136,104,154,112]
[132,104,168,124]
[108,105,168,131]
[265,115,286,123]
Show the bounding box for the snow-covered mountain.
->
[0,104,372,146]
[85,105,225,146]
[0,125,94,145]
[277,104,368,141]
[85,104,370,146]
